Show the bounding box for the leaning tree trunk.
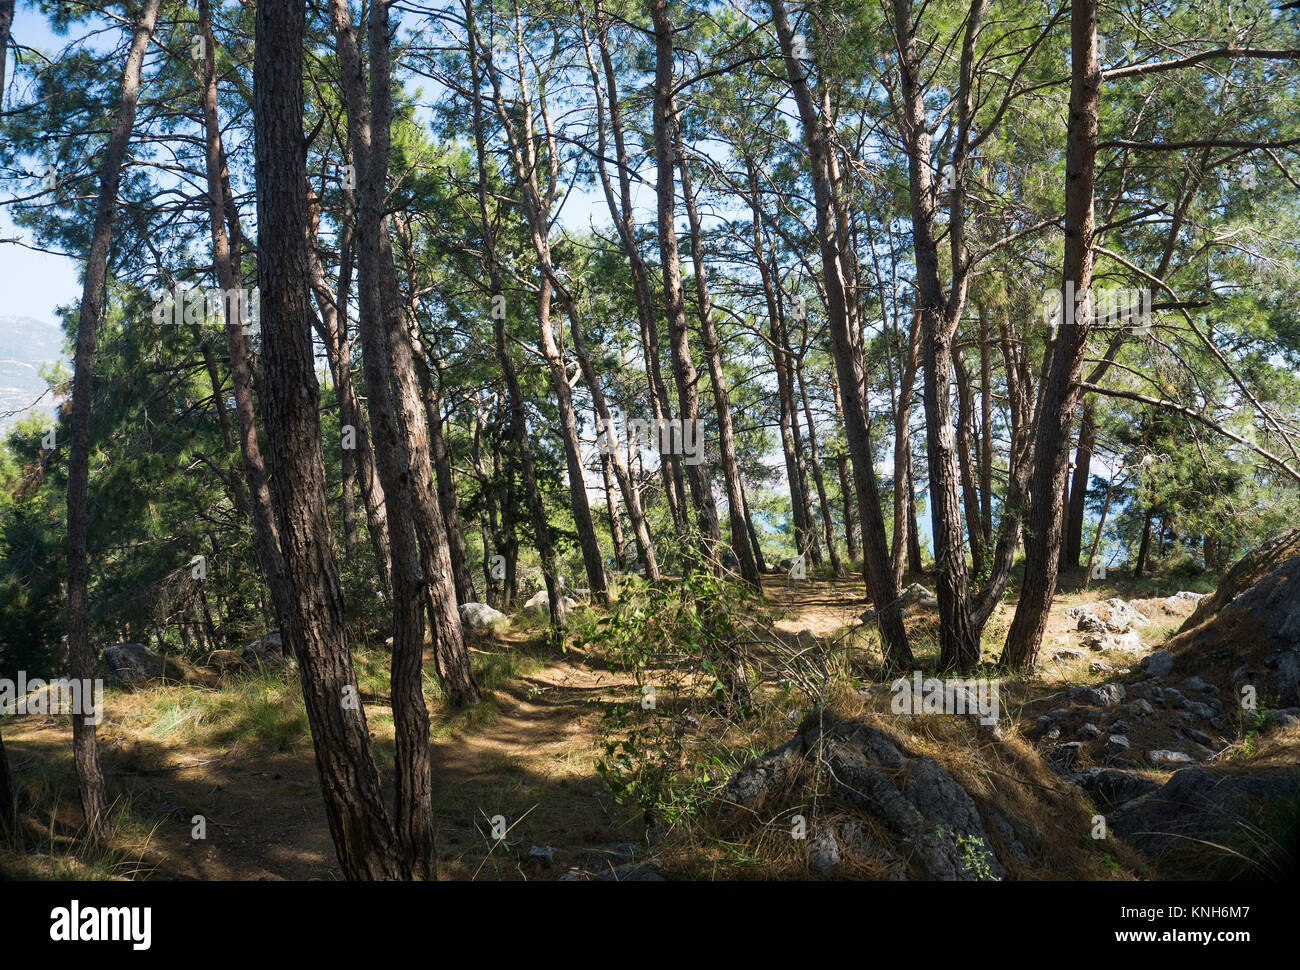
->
[652,4,722,560]
[1002,0,1101,668]
[771,0,912,672]
[254,0,404,880]
[65,0,161,846]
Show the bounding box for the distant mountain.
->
[0,314,67,428]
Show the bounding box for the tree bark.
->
[254,0,404,880]
[1002,0,1101,667]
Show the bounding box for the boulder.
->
[1066,766,1159,810]
[1140,649,1174,679]
[459,601,508,631]
[524,590,578,614]
[101,643,193,686]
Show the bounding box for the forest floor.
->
[0,570,1222,880]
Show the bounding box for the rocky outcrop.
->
[1109,765,1300,862]
[1165,529,1300,708]
[719,713,1023,880]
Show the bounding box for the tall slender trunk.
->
[978,303,994,543]
[581,0,685,531]
[836,452,858,562]
[891,0,982,671]
[675,120,761,588]
[254,0,403,880]
[199,0,289,629]
[1061,399,1096,569]
[797,362,842,575]
[652,3,722,558]
[65,0,161,845]
[0,0,13,103]
[567,305,660,582]
[771,0,912,671]
[1002,0,1101,667]
[464,1,566,631]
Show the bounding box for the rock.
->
[1105,734,1131,755]
[1067,766,1159,809]
[1181,676,1215,694]
[241,629,293,669]
[1147,749,1195,768]
[1075,610,1109,635]
[1166,530,1300,707]
[101,643,191,686]
[720,549,740,571]
[204,649,248,673]
[777,558,795,572]
[1129,699,1156,719]
[1076,723,1102,741]
[459,601,507,631]
[1070,683,1126,708]
[1167,590,1207,604]
[1141,649,1174,679]
[900,583,939,609]
[1109,766,1300,863]
[1081,630,1145,654]
[1263,708,1300,729]
[1100,598,1151,632]
[527,845,554,867]
[524,590,578,614]
[720,714,1007,880]
[1047,646,1089,664]
[1108,720,1130,735]
[859,606,878,624]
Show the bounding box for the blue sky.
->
[2,3,82,326]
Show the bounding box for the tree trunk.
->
[836,452,858,563]
[254,0,404,880]
[582,0,685,532]
[675,119,762,588]
[796,363,842,575]
[771,0,912,672]
[1062,398,1096,570]
[199,0,292,634]
[652,4,723,561]
[0,0,13,103]
[65,0,161,846]
[465,1,567,631]
[1002,0,1101,667]
[1134,511,1153,578]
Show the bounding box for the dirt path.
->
[4,577,1190,880]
